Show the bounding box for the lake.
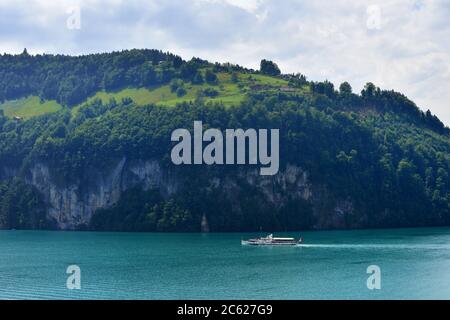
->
[1,228,450,300]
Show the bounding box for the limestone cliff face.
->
[26,158,178,230]
[24,159,354,230]
[219,165,356,230]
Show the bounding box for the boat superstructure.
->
[241,234,303,246]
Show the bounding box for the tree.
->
[231,72,239,83]
[260,59,281,76]
[192,71,204,84]
[361,82,377,98]
[205,70,218,85]
[201,87,219,97]
[173,56,183,68]
[176,86,187,97]
[339,82,353,95]
[288,73,307,87]
[313,80,335,98]
[180,61,198,80]
[170,79,184,93]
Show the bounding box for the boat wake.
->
[296,243,450,250]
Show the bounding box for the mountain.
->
[0,49,449,232]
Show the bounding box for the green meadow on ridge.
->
[0,70,298,119]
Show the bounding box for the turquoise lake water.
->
[0,228,450,300]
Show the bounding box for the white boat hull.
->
[241,239,303,246]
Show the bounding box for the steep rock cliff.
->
[26,158,178,229]
[24,158,354,230]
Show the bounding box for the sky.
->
[0,0,449,125]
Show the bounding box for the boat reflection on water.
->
[241,234,303,246]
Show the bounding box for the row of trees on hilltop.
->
[257,59,448,136]
[304,80,449,135]
[0,49,215,106]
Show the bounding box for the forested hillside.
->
[0,49,449,231]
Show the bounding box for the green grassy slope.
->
[0,96,62,119]
[1,71,298,119]
[74,72,293,110]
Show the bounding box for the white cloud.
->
[0,0,448,125]
[222,0,261,11]
[200,0,264,13]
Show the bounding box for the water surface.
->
[1,228,450,299]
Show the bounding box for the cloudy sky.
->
[0,0,449,124]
